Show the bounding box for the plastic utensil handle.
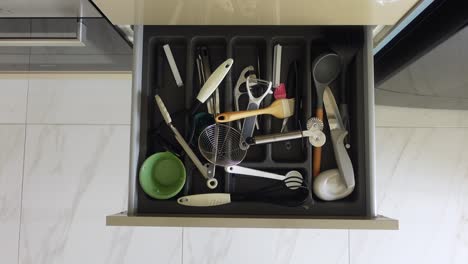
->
[163,44,184,87]
[240,102,260,141]
[250,131,303,145]
[273,44,282,87]
[330,129,355,189]
[177,193,231,207]
[171,126,208,179]
[216,108,268,123]
[196,58,233,103]
[312,107,324,177]
[155,95,172,124]
[226,166,285,181]
[241,116,256,141]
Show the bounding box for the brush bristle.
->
[283,98,295,117]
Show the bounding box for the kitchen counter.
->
[92,0,421,26]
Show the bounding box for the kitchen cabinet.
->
[106,25,398,229]
[0,0,132,72]
[0,0,101,18]
[29,18,132,71]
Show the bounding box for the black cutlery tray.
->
[136,26,370,217]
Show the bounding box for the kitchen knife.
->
[190,58,233,115]
[322,86,355,189]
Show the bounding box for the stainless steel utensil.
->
[200,47,220,115]
[196,53,213,114]
[272,44,291,134]
[155,95,218,189]
[245,127,326,148]
[198,124,247,167]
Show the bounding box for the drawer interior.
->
[137,26,370,217]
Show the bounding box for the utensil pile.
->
[141,43,357,206]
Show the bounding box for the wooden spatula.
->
[215,99,295,123]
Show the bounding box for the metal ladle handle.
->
[248,131,304,145]
[245,130,326,147]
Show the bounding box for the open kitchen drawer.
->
[107,25,398,230]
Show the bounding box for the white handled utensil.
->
[155,95,218,189]
[323,86,354,189]
[191,58,233,114]
[313,169,354,201]
[163,44,184,87]
[312,86,355,201]
[177,177,310,207]
[178,193,231,207]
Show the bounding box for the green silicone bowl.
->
[139,152,186,200]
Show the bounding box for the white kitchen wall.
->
[26,79,131,124]
[0,76,182,264]
[0,125,25,264]
[0,80,27,123]
[0,77,27,264]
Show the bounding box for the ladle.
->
[311,53,341,177]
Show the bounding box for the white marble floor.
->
[1,75,467,264]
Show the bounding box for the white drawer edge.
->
[106,212,398,230]
[364,26,377,217]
